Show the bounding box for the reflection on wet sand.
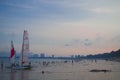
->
[10,69,15,80]
[20,70,29,80]
[0,59,120,80]
[9,69,29,80]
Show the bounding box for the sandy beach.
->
[0,59,120,80]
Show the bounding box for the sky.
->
[0,0,120,56]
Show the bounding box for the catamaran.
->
[10,40,15,67]
[19,30,31,69]
[9,30,31,70]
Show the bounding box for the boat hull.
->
[13,65,31,70]
[6,65,31,70]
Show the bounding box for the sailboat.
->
[6,40,16,69]
[10,40,15,67]
[9,30,31,70]
[19,30,31,69]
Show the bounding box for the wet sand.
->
[0,59,120,80]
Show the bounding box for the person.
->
[11,63,15,68]
[1,61,4,69]
[29,62,31,67]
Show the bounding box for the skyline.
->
[0,0,120,56]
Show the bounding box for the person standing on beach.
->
[1,61,4,69]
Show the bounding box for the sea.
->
[0,58,120,80]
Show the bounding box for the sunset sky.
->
[0,0,120,56]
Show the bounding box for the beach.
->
[0,59,120,80]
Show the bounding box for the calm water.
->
[0,59,120,80]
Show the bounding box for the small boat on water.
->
[9,30,31,70]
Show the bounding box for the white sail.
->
[10,40,15,64]
[20,30,29,66]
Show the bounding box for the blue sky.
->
[0,0,120,56]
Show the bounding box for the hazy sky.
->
[0,0,120,56]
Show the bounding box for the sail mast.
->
[21,30,24,65]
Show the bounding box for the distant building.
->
[71,55,74,59]
[40,53,45,58]
[52,54,55,58]
[32,54,39,57]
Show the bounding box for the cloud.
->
[0,0,34,9]
[112,35,120,43]
[64,44,72,47]
[64,38,93,47]
[83,39,93,46]
[90,7,114,14]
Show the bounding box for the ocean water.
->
[0,59,120,80]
